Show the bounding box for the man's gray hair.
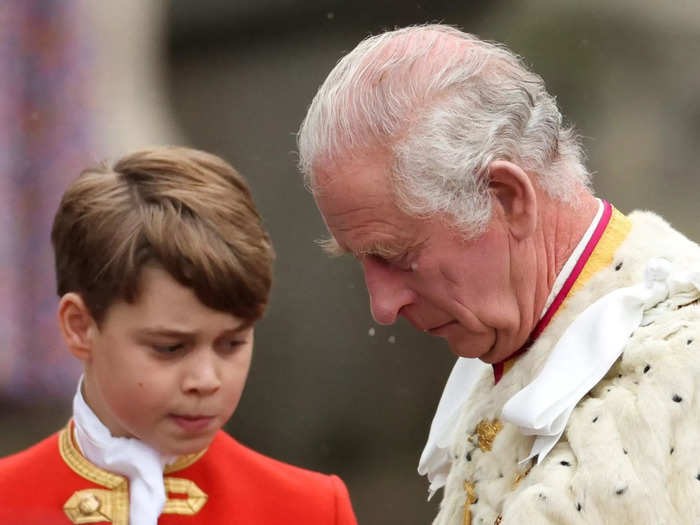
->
[298,24,591,234]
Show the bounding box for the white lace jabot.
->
[73,377,175,525]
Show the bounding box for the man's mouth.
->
[427,320,458,335]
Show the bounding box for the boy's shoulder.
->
[203,430,336,485]
[0,430,64,481]
[172,430,357,523]
[0,430,88,523]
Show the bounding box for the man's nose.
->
[362,257,414,325]
[183,350,221,395]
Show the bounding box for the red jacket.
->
[0,424,358,524]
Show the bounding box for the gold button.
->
[78,493,101,515]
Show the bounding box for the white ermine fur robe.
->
[434,211,700,525]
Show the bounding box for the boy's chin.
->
[153,432,218,458]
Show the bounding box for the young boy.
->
[0,147,358,525]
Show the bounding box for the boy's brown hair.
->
[51,146,274,324]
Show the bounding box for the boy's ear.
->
[57,293,98,362]
[487,160,537,240]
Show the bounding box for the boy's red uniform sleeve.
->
[330,474,358,525]
[0,427,359,525]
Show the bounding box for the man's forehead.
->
[311,147,391,188]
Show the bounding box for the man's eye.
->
[369,254,390,266]
[153,343,184,353]
[388,254,413,272]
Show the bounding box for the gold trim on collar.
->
[59,425,128,489]
[59,423,209,522]
[59,425,129,525]
[164,448,208,473]
[163,477,208,515]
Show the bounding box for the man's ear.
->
[57,293,98,362]
[488,160,537,240]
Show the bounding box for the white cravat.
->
[418,200,605,498]
[501,258,700,463]
[73,377,175,525]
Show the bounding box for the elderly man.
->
[298,25,700,525]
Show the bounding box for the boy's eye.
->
[153,343,184,353]
[221,339,246,352]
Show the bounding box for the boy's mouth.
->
[169,414,215,432]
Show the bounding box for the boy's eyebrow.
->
[136,325,251,338]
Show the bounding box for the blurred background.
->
[1,1,698,523]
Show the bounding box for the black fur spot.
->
[615,262,623,271]
[623,449,628,455]
[673,394,683,403]
[615,487,627,495]
[560,461,571,466]
[576,503,582,512]
[643,364,650,374]
[592,416,599,423]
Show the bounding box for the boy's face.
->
[80,265,253,456]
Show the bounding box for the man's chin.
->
[447,340,497,361]
[447,332,500,364]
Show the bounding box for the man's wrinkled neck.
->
[542,190,599,295]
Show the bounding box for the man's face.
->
[313,159,532,363]
[83,265,253,456]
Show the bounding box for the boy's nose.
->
[183,351,221,395]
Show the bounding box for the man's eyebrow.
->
[357,242,404,259]
[316,236,346,257]
[316,236,412,260]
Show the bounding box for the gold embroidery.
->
[64,489,115,524]
[59,426,129,525]
[59,426,128,490]
[462,480,477,525]
[59,423,210,523]
[164,448,208,474]
[163,477,208,515]
[475,419,503,452]
[511,460,534,490]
